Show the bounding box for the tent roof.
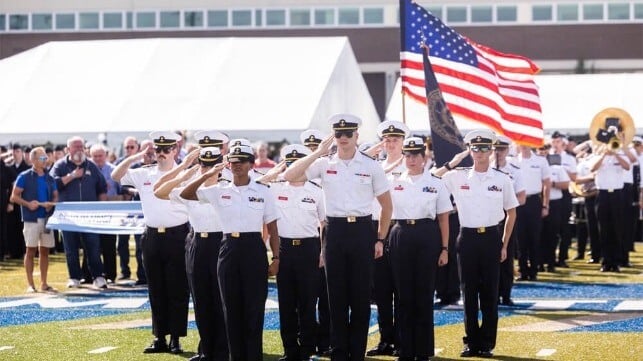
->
[0,37,380,145]
[386,73,643,136]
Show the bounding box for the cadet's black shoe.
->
[501,298,515,306]
[460,345,478,357]
[546,265,556,273]
[169,336,183,354]
[143,338,168,353]
[366,342,395,356]
[612,265,620,273]
[478,349,494,358]
[557,261,569,268]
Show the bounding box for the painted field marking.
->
[0,346,15,351]
[613,300,643,311]
[536,348,557,356]
[88,346,118,354]
[435,348,444,355]
[518,299,607,310]
[501,312,641,332]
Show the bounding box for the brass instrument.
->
[589,107,635,150]
[569,180,597,198]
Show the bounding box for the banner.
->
[47,201,145,235]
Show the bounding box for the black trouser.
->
[186,231,227,361]
[389,219,440,359]
[6,207,25,259]
[277,237,321,359]
[558,191,573,262]
[541,199,563,267]
[621,183,637,264]
[517,194,542,278]
[596,190,624,267]
[98,234,117,281]
[584,196,600,260]
[435,212,460,303]
[457,226,501,352]
[498,216,516,301]
[370,220,397,347]
[324,216,375,361]
[142,224,190,338]
[218,232,268,361]
[316,267,331,353]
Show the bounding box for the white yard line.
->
[88,346,118,354]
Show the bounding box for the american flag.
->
[400,0,544,147]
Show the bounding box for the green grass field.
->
[0,243,641,360]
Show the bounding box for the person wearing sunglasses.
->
[10,147,58,294]
[283,113,393,361]
[111,131,190,355]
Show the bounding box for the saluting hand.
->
[203,163,226,179]
[316,135,335,156]
[183,148,201,167]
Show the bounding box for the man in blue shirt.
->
[10,147,58,293]
[50,136,108,289]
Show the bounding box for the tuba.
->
[589,107,635,151]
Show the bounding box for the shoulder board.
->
[142,164,156,168]
[270,179,287,183]
[431,173,441,179]
[255,180,270,188]
[307,180,322,188]
[493,168,510,176]
[455,167,471,170]
[253,169,265,175]
[510,163,520,170]
[217,177,231,183]
[359,151,377,160]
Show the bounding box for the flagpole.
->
[401,90,407,124]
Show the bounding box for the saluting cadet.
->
[367,119,409,357]
[181,144,280,361]
[258,144,326,361]
[111,131,190,354]
[436,129,518,358]
[283,114,393,361]
[300,129,332,356]
[514,144,551,281]
[154,141,229,361]
[591,142,630,273]
[491,136,526,306]
[388,137,452,361]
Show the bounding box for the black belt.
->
[147,223,189,234]
[526,193,541,198]
[223,232,262,239]
[193,231,222,239]
[461,225,498,234]
[599,189,622,193]
[326,215,372,224]
[280,236,319,246]
[393,218,434,226]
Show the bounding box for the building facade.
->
[2,0,642,118]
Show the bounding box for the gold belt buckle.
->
[292,239,301,246]
[608,189,614,193]
[231,232,240,238]
[200,232,208,238]
[476,227,486,234]
[157,227,166,233]
[347,216,357,223]
[407,219,416,225]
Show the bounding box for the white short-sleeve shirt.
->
[270,181,325,238]
[389,171,452,220]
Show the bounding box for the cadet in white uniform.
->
[283,114,393,361]
[111,131,190,354]
[259,144,326,361]
[388,137,452,361]
[439,130,518,358]
[181,144,280,361]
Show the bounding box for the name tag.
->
[326,170,337,175]
[278,196,288,201]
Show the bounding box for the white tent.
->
[386,73,643,135]
[0,37,380,146]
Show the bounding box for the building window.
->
[160,11,180,28]
[363,8,384,24]
[266,9,285,26]
[103,12,123,29]
[557,4,578,21]
[79,12,99,29]
[184,11,203,27]
[635,4,643,19]
[32,13,53,30]
[338,8,359,25]
[497,5,517,22]
[471,6,492,23]
[136,12,156,28]
[9,14,29,30]
[314,9,334,25]
[446,6,467,23]
[532,5,553,21]
[208,10,227,27]
[231,10,252,26]
[424,6,442,20]
[56,13,75,29]
[290,9,311,26]
[0,14,5,31]
[582,4,604,21]
[255,9,262,26]
[608,3,630,20]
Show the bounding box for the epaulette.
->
[455,167,471,170]
[142,164,156,168]
[493,168,510,176]
[359,151,377,160]
[509,163,520,170]
[307,180,322,188]
[431,173,442,179]
[255,180,270,188]
[253,169,266,176]
[218,177,231,183]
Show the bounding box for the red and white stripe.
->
[400,43,544,147]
